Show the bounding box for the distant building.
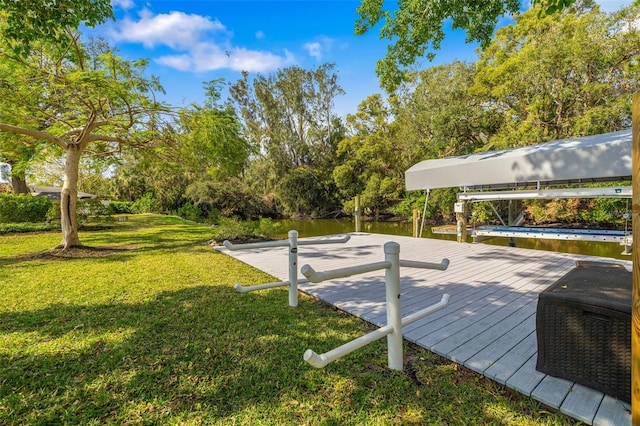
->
[30,186,96,200]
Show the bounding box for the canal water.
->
[273,218,631,261]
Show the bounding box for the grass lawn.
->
[0,214,578,425]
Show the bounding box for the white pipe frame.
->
[223,231,350,307]
[301,241,450,370]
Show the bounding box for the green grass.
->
[0,221,61,234]
[0,214,579,425]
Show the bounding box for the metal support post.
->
[355,195,362,232]
[455,201,468,243]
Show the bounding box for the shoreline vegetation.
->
[0,214,579,425]
[1,204,630,235]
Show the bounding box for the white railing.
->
[301,241,450,370]
[222,230,350,307]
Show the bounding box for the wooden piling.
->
[632,92,639,423]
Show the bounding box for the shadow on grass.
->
[0,285,385,424]
[0,284,575,425]
[0,225,217,269]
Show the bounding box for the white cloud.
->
[256,30,265,40]
[108,9,293,73]
[282,49,296,64]
[110,10,226,49]
[305,42,322,60]
[227,47,293,72]
[158,44,295,73]
[304,36,335,61]
[156,54,193,71]
[111,0,135,10]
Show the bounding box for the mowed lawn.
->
[0,215,577,425]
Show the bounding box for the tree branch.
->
[77,109,98,150]
[0,122,67,149]
[85,134,126,143]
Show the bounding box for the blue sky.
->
[87,1,406,117]
[87,1,490,117]
[88,0,633,118]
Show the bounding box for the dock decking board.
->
[562,384,604,425]
[217,232,632,425]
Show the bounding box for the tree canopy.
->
[0,0,113,55]
[355,0,578,92]
[228,64,345,216]
[473,2,640,149]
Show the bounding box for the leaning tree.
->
[0,30,168,249]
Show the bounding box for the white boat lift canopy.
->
[405,129,632,193]
[405,129,633,249]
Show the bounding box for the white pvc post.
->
[384,242,403,370]
[301,242,450,370]
[304,324,394,368]
[226,231,350,305]
[288,230,298,307]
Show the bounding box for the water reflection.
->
[273,218,629,261]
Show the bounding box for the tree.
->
[0,0,114,196]
[384,61,505,220]
[0,32,167,249]
[0,0,113,56]
[0,53,46,194]
[277,167,335,217]
[472,2,640,149]
[0,133,40,194]
[228,64,345,216]
[333,95,403,216]
[177,80,251,180]
[355,0,577,92]
[170,80,255,218]
[393,61,503,160]
[108,80,255,219]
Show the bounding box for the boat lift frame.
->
[449,186,633,249]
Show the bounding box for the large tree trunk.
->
[59,145,83,249]
[11,174,28,194]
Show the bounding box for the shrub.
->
[131,193,159,214]
[277,167,338,217]
[46,201,61,223]
[0,222,59,233]
[108,201,135,214]
[0,194,52,223]
[213,217,282,242]
[214,217,260,241]
[257,217,282,238]
[177,202,203,222]
[77,199,111,223]
[185,178,268,220]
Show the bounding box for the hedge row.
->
[0,194,52,223]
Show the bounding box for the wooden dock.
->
[217,232,632,425]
